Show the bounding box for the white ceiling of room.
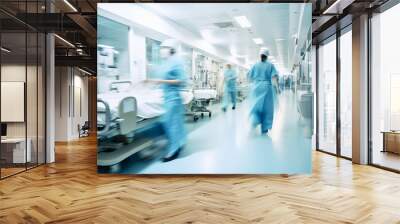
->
[143,3,311,73]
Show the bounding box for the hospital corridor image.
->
[97,3,313,174]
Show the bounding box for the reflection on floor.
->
[0,167,25,178]
[111,90,311,174]
[373,151,400,171]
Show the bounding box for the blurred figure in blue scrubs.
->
[222,64,237,112]
[145,39,187,162]
[248,49,279,135]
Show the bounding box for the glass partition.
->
[317,36,337,154]
[1,31,28,177]
[371,3,400,171]
[0,5,46,179]
[339,28,352,158]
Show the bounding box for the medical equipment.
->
[188,88,217,121]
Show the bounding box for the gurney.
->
[188,88,217,121]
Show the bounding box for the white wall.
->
[55,67,89,141]
[55,67,69,141]
[130,32,147,84]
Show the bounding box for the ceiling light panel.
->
[253,38,263,45]
[234,16,251,28]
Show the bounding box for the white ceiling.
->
[143,3,311,73]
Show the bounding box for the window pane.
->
[97,16,130,93]
[340,29,352,158]
[1,31,27,177]
[371,4,400,171]
[318,37,337,154]
[146,38,162,79]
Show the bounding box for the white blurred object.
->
[259,49,270,57]
[98,44,119,76]
[160,39,180,51]
[193,89,218,99]
[160,48,170,59]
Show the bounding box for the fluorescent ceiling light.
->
[234,16,251,28]
[78,67,92,76]
[54,34,75,48]
[323,0,350,15]
[253,38,263,45]
[63,0,78,12]
[1,47,11,53]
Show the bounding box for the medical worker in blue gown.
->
[222,64,237,112]
[248,49,279,135]
[145,39,187,162]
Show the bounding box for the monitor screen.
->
[1,123,7,137]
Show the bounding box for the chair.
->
[79,121,90,138]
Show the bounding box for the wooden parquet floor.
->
[1,136,400,223]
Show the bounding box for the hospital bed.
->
[97,81,193,167]
[188,88,217,121]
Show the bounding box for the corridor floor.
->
[118,90,312,174]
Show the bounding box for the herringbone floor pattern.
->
[1,137,400,223]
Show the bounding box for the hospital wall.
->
[54,67,89,141]
[130,33,147,84]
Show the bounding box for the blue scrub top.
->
[224,68,237,91]
[248,61,278,83]
[160,55,187,100]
